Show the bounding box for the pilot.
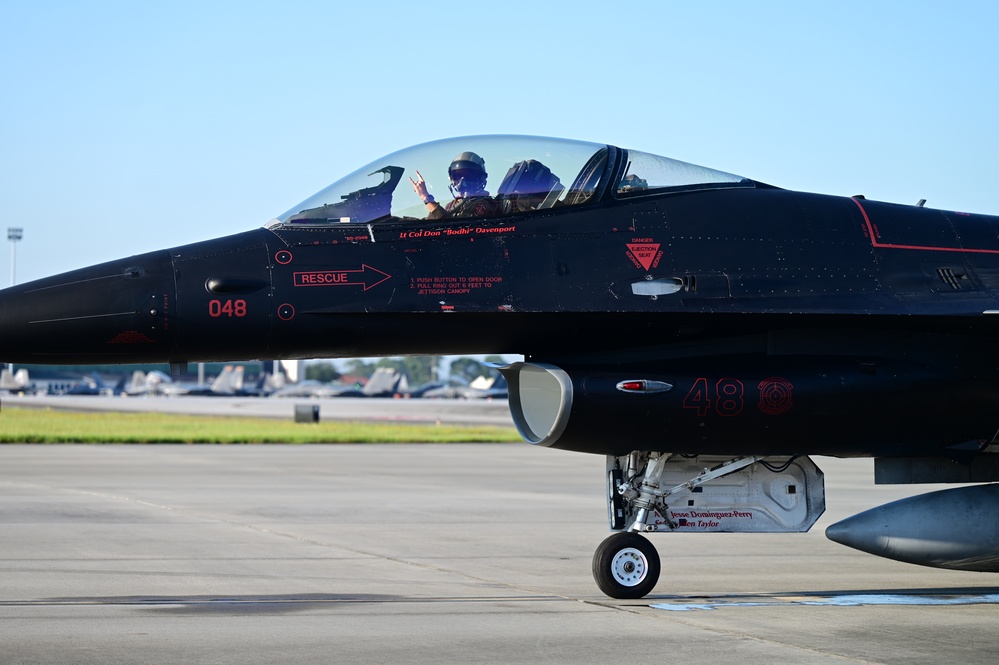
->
[410,151,500,219]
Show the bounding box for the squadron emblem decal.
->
[758,376,793,415]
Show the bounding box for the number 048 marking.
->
[208,299,247,317]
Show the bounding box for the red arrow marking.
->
[293,265,391,291]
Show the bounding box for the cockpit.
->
[272,135,752,227]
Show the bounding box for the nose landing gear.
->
[591,453,825,598]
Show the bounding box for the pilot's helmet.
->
[448,151,488,196]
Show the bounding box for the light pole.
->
[6,227,23,377]
[8,227,23,286]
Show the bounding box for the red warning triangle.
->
[627,243,660,271]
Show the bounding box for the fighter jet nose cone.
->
[0,283,32,361]
[0,251,177,365]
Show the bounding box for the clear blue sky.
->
[2,1,998,285]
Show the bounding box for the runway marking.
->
[651,593,999,611]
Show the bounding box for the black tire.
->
[592,532,661,599]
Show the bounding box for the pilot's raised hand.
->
[410,171,434,204]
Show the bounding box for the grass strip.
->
[0,407,522,444]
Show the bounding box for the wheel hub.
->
[610,547,647,586]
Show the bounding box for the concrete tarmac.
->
[1,444,998,664]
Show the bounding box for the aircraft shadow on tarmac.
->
[25,593,565,615]
[24,586,999,614]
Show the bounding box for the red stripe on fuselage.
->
[852,197,999,255]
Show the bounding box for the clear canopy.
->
[615,150,750,196]
[272,135,751,226]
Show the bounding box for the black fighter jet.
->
[3,134,999,598]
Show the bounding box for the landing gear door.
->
[607,455,825,533]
